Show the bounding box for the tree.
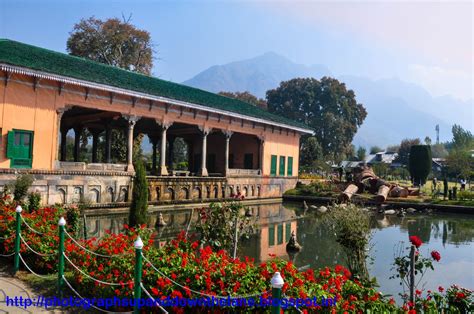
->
[356,146,366,161]
[67,16,154,75]
[424,136,432,145]
[408,145,432,185]
[300,137,323,170]
[266,77,367,158]
[446,150,473,180]
[218,91,267,109]
[395,138,421,166]
[129,160,148,227]
[451,124,474,151]
[370,146,383,154]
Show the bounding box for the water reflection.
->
[83,202,474,297]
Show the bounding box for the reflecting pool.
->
[84,201,474,301]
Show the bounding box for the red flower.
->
[456,292,466,299]
[438,286,444,293]
[409,236,423,248]
[415,289,422,296]
[431,250,441,262]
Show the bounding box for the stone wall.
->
[0,169,132,206]
[0,170,298,206]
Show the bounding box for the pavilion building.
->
[0,39,312,206]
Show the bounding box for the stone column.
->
[91,129,101,163]
[258,136,265,175]
[157,120,173,176]
[73,126,82,162]
[198,127,211,177]
[149,135,159,174]
[105,124,112,163]
[223,130,233,176]
[124,115,139,172]
[60,127,68,162]
[55,108,68,164]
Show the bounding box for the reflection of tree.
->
[407,217,432,243]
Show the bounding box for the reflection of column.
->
[56,108,68,164]
[91,129,101,163]
[124,115,139,172]
[223,130,233,176]
[157,120,172,176]
[258,136,265,175]
[73,126,82,162]
[149,135,159,174]
[105,124,112,163]
[198,127,211,177]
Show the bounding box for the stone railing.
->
[227,169,262,176]
[58,161,127,172]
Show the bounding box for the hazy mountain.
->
[183,52,331,98]
[183,52,473,148]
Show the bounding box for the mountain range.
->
[183,52,473,148]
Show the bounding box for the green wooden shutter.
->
[287,156,293,176]
[269,225,275,246]
[279,156,285,176]
[277,224,284,244]
[286,222,292,242]
[6,131,15,158]
[270,155,277,176]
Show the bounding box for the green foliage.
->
[67,16,154,75]
[409,145,432,185]
[396,138,421,166]
[458,190,474,201]
[129,160,148,227]
[195,200,254,254]
[299,136,323,170]
[446,149,473,179]
[218,91,267,109]
[7,174,34,202]
[323,204,371,280]
[370,146,383,154]
[292,181,337,196]
[266,77,367,157]
[175,161,188,170]
[451,124,474,151]
[431,143,449,158]
[357,146,367,161]
[27,192,41,212]
[372,163,389,178]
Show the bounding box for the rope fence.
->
[0,206,288,314]
[64,228,130,258]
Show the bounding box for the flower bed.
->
[0,199,472,313]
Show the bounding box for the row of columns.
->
[57,110,264,176]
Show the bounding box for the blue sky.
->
[0,0,472,100]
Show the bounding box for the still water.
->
[84,202,474,300]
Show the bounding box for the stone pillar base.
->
[127,164,135,172]
[198,168,209,177]
[158,166,169,176]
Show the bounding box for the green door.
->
[270,155,277,176]
[287,156,293,176]
[7,130,33,168]
[279,156,286,176]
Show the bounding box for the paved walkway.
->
[0,264,61,314]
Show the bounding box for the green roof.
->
[0,39,310,131]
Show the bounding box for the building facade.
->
[0,39,312,206]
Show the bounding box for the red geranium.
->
[431,250,441,262]
[409,235,423,248]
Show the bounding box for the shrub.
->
[27,192,41,212]
[7,174,34,202]
[458,190,474,200]
[409,145,432,185]
[323,204,371,281]
[129,160,148,227]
